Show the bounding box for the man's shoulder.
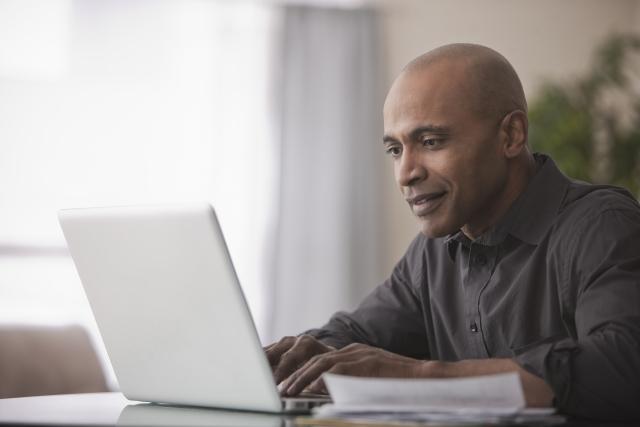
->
[560,180,639,219]
[554,180,640,238]
[403,232,429,260]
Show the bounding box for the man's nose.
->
[396,149,426,187]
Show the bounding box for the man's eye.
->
[422,138,441,148]
[385,146,402,157]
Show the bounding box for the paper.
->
[302,409,564,427]
[313,373,564,425]
[322,372,525,414]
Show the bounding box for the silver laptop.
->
[58,203,329,413]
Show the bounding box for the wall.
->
[374,0,640,275]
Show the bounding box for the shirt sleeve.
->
[304,234,430,359]
[515,206,640,420]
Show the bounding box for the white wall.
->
[375,0,640,275]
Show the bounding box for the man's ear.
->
[501,110,528,159]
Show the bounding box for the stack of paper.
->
[309,372,564,425]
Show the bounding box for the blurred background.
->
[0,0,639,396]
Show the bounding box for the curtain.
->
[265,5,385,342]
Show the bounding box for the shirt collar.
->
[445,153,569,260]
[505,154,569,245]
[445,231,467,260]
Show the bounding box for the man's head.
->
[383,43,533,239]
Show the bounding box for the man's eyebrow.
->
[383,125,451,144]
[382,134,397,144]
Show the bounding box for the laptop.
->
[58,203,330,413]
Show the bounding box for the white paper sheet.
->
[312,408,563,426]
[322,372,525,414]
[315,373,563,425]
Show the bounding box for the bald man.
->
[266,44,640,420]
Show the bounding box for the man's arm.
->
[266,235,430,385]
[304,235,430,356]
[280,342,553,406]
[512,205,640,420]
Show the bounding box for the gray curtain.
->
[265,5,385,341]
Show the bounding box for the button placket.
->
[475,245,500,357]
[463,243,494,357]
[475,253,487,267]
[470,321,479,333]
[465,242,487,358]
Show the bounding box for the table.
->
[0,392,288,426]
[0,392,635,427]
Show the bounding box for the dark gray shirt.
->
[306,154,640,420]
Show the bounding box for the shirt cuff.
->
[512,335,579,412]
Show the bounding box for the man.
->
[266,44,640,420]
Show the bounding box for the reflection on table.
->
[117,402,286,427]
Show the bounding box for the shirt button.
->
[470,321,478,333]
[475,254,487,266]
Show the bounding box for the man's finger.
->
[305,377,327,395]
[282,354,335,396]
[272,336,327,383]
[263,342,277,352]
[265,336,296,366]
[273,343,318,384]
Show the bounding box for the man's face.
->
[383,61,509,238]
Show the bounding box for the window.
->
[0,0,279,388]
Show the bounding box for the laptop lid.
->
[58,203,283,412]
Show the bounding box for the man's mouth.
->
[407,191,447,216]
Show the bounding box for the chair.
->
[0,324,108,398]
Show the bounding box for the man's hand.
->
[277,344,554,408]
[267,338,554,407]
[279,343,426,396]
[264,335,335,387]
